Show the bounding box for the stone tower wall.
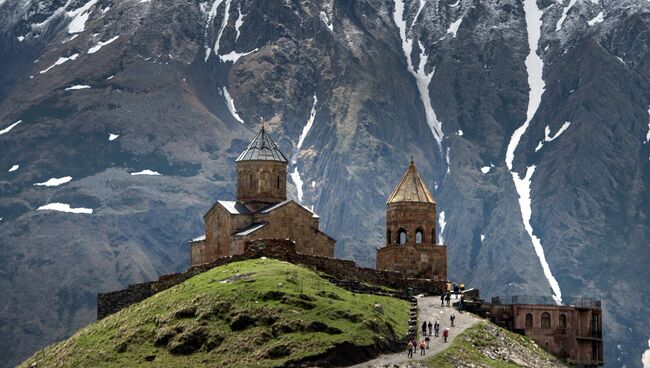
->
[236,160,287,204]
[376,244,447,281]
[204,206,251,260]
[386,202,437,245]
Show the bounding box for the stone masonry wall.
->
[97,239,446,319]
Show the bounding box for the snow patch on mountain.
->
[223,87,244,123]
[646,107,650,143]
[535,121,571,152]
[0,120,21,135]
[290,95,318,204]
[290,167,304,203]
[588,11,604,26]
[67,0,98,34]
[213,0,233,59]
[220,48,258,64]
[481,234,485,242]
[131,170,161,176]
[65,85,91,91]
[8,164,19,172]
[297,95,318,150]
[393,0,443,147]
[202,0,219,61]
[109,133,119,141]
[445,147,450,176]
[438,211,446,244]
[457,129,463,136]
[447,17,463,38]
[556,0,578,31]
[320,11,333,32]
[480,166,491,174]
[40,53,79,74]
[642,339,650,368]
[34,176,72,187]
[38,203,93,214]
[88,35,119,54]
[507,0,563,305]
[234,5,244,41]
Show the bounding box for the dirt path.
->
[346,294,480,368]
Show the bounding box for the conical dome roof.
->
[236,126,288,162]
[386,161,436,204]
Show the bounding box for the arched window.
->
[525,313,533,328]
[415,228,424,243]
[559,314,567,328]
[398,228,407,244]
[541,312,551,328]
[387,229,392,244]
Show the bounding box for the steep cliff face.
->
[0,0,648,367]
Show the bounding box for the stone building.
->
[483,296,603,366]
[189,126,335,266]
[376,161,447,281]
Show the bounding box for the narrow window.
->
[559,314,567,328]
[525,313,533,328]
[416,228,424,243]
[592,342,599,361]
[398,228,407,244]
[387,229,392,244]
[277,175,280,189]
[591,313,599,336]
[249,173,254,187]
[432,228,437,244]
[541,312,551,328]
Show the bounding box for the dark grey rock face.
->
[0,0,648,366]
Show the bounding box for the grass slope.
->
[20,258,408,368]
[426,322,567,368]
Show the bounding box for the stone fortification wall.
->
[97,239,446,319]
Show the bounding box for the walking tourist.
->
[450,313,456,327]
[407,340,414,358]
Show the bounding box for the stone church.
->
[189,126,335,266]
[376,161,447,281]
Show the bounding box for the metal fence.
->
[491,295,601,308]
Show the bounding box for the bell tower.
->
[385,160,437,246]
[376,160,447,281]
[235,126,288,209]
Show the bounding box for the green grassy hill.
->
[20,258,408,368]
[426,322,567,368]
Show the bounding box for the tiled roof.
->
[217,200,252,215]
[386,161,436,204]
[190,235,206,242]
[236,126,288,162]
[233,222,267,236]
[259,200,319,218]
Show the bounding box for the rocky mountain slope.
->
[0,0,648,367]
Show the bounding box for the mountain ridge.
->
[1,0,649,367]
